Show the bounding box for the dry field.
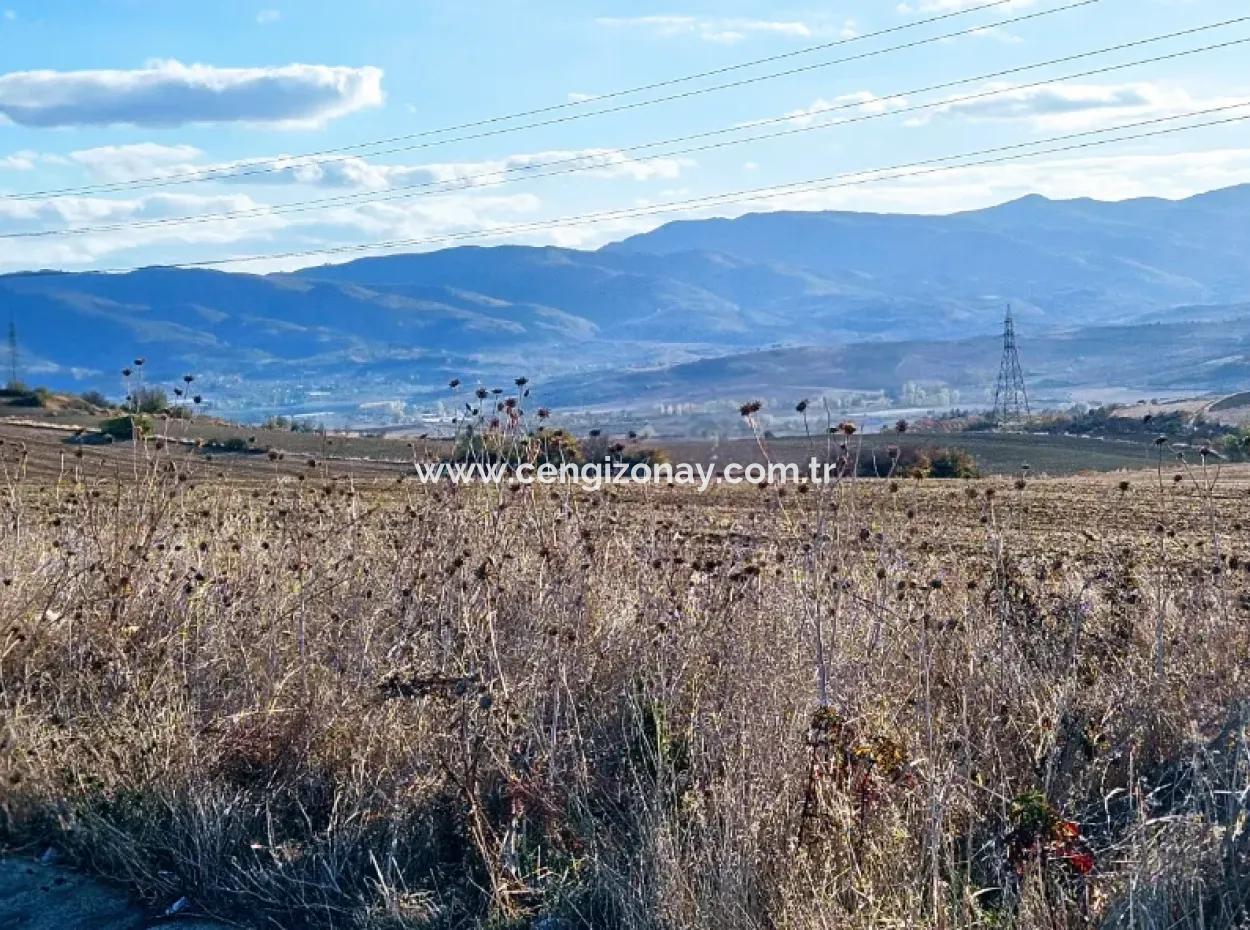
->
[1,421,1248,929]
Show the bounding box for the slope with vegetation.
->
[1,401,1248,929]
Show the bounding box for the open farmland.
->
[1,389,1167,481]
[1,418,1248,930]
[662,431,1163,477]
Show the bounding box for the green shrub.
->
[857,444,979,479]
[8,387,52,408]
[128,386,168,414]
[100,415,153,441]
[927,447,980,479]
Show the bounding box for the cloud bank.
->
[916,81,1244,131]
[63,143,693,191]
[0,60,383,128]
[897,0,1037,12]
[596,15,818,44]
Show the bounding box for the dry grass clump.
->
[0,435,1248,929]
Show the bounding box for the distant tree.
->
[927,447,980,479]
[858,444,979,479]
[79,390,111,409]
[2,385,53,408]
[128,386,168,414]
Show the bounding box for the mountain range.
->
[5,183,1250,418]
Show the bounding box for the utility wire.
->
[2,0,1100,200]
[9,31,1249,241]
[49,109,1249,275]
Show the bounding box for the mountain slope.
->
[3,184,1250,415]
[546,316,1250,409]
[609,185,1250,321]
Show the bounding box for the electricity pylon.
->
[992,306,1030,425]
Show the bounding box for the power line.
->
[50,108,1250,275]
[9,31,1250,241]
[2,0,1101,201]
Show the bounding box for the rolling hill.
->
[542,317,1250,410]
[4,184,1250,415]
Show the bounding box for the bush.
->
[99,414,153,441]
[79,390,111,409]
[7,387,52,408]
[128,386,168,414]
[619,445,672,467]
[217,436,251,453]
[454,428,583,466]
[927,446,980,479]
[582,433,672,468]
[857,444,980,479]
[1216,431,1250,462]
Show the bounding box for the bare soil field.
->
[1,418,1248,929]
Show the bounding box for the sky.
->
[0,0,1247,273]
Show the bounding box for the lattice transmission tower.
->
[992,306,1030,425]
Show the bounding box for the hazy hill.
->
[4,185,1249,410]
[546,316,1250,409]
[609,185,1250,323]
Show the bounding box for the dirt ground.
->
[0,856,231,929]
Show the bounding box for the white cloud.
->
[70,143,206,182]
[898,0,1036,12]
[0,185,549,273]
[0,190,275,232]
[374,148,1250,252]
[153,147,694,191]
[6,145,1248,272]
[965,25,1023,43]
[0,59,383,128]
[256,9,281,24]
[733,91,910,131]
[914,81,1245,131]
[401,149,693,187]
[595,15,815,44]
[322,192,543,240]
[737,148,1250,216]
[0,149,38,171]
[0,194,287,272]
[784,92,910,127]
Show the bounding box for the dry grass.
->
[1,429,1248,929]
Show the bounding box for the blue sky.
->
[1,0,1248,272]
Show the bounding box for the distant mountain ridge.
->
[4,184,1250,413]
